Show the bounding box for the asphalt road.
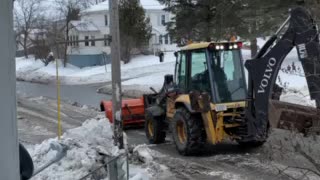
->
[17,96,100,144]
[16,81,111,108]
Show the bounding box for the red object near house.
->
[100,97,145,126]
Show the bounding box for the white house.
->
[67,0,175,67]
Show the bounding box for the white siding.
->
[81,12,110,34]
[68,29,111,55]
[68,8,174,56]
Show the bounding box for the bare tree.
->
[29,16,52,65]
[46,21,65,61]
[55,0,81,67]
[14,0,43,59]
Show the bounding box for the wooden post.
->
[0,0,20,179]
[109,0,124,149]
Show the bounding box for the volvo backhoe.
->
[144,7,320,155]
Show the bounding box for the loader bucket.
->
[100,97,145,126]
[269,100,320,135]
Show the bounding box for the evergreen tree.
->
[119,0,152,63]
[158,0,245,45]
[239,0,298,57]
[158,0,318,56]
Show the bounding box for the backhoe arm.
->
[244,7,320,141]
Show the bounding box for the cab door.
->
[175,51,187,91]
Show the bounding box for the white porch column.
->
[0,0,20,179]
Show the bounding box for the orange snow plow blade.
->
[100,97,145,126]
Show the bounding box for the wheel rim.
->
[148,119,154,137]
[177,120,187,144]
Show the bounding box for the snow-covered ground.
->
[16,52,176,87]
[27,115,153,180]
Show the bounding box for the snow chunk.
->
[206,171,242,180]
[133,144,154,163]
[132,144,172,179]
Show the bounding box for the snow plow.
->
[100,97,145,127]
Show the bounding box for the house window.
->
[164,34,169,44]
[105,15,108,26]
[85,36,89,46]
[76,36,79,46]
[104,34,110,46]
[161,15,166,26]
[159,35,163,44]
[91,36,95,46]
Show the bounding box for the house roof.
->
[82,0,165,14]
[70,21,100,32]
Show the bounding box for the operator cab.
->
[173,42,247,103]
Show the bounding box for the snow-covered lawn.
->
[27,115,152,180]
[16,52,176,86]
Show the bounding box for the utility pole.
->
[109,0,124,149]
[0,0,20,179]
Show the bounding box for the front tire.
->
[172,108,204,155]
[145,111,166,144]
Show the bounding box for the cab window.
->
[175,52,187,89]
[190,50,210,92]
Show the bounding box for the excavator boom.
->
[244,7,320,141]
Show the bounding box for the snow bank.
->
[28,115,119,180]
[27,115,160,180]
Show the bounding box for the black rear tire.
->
[172,108,204,155]
[145,111,166,144]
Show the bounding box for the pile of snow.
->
[28,115,119,180]
[26,115,161,180]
